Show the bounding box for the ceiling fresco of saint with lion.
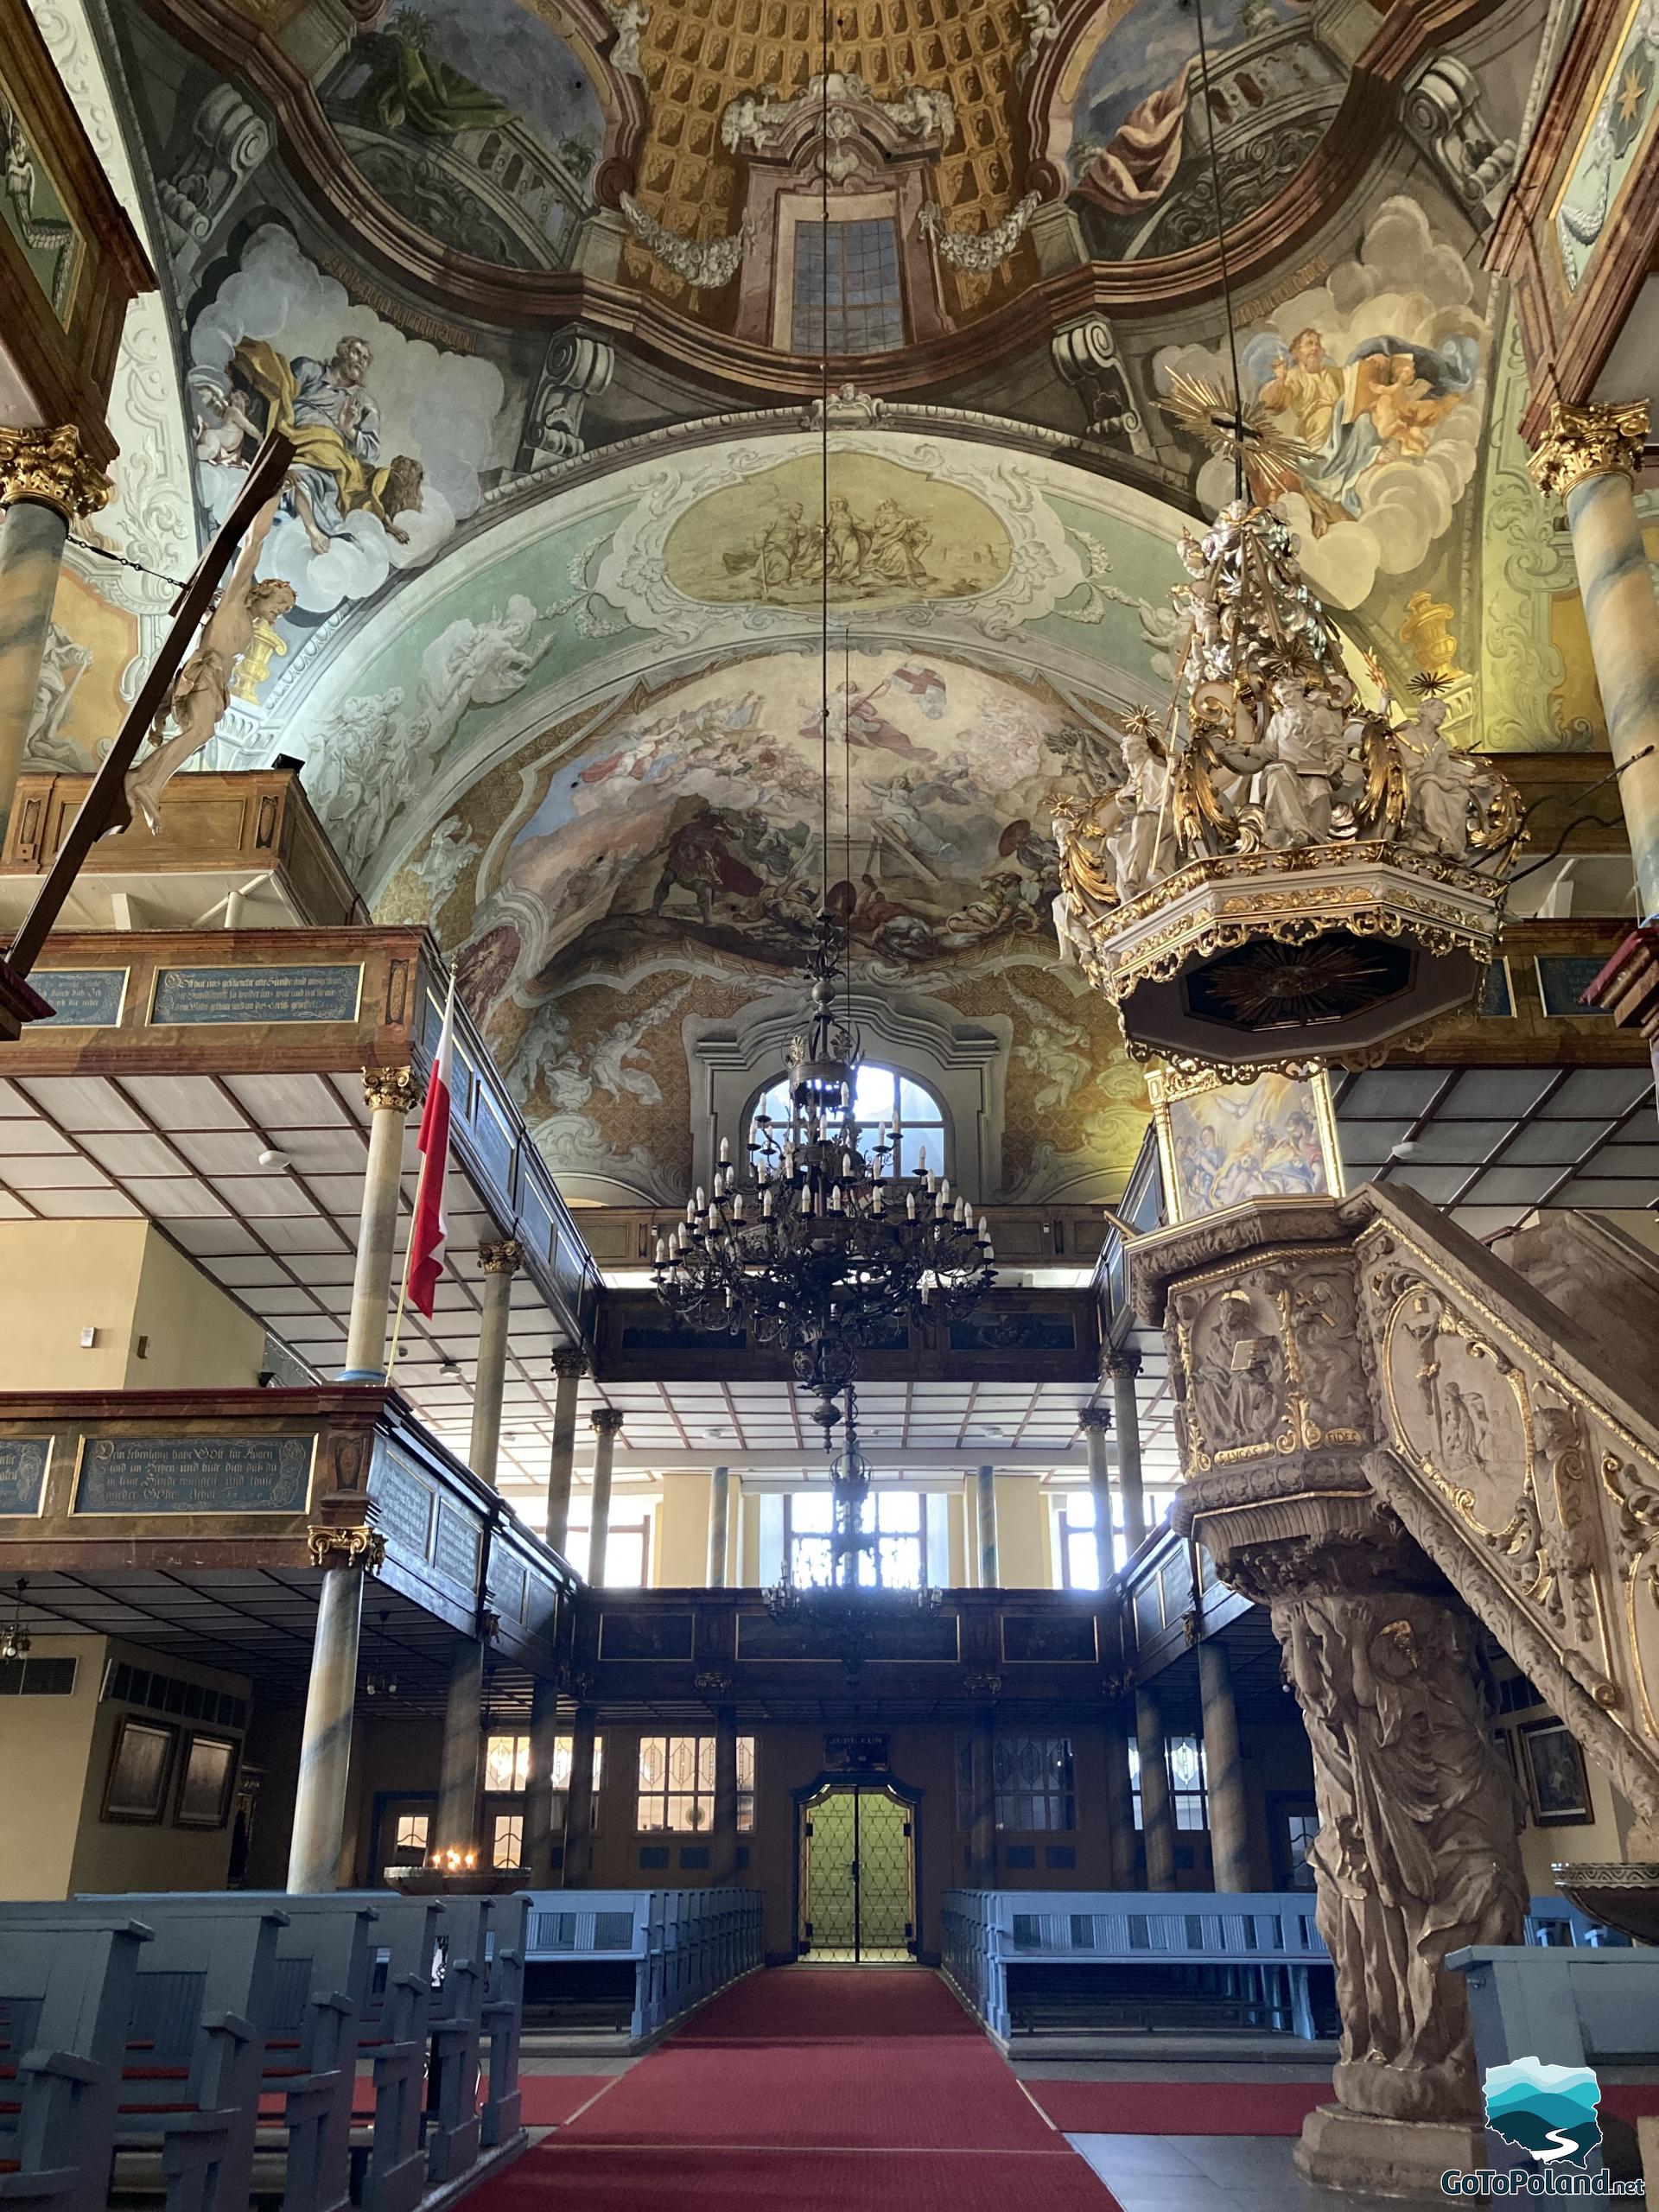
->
[24,0,1648,1207]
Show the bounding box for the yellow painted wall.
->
[0,1221,264,1390]
[653,1472,713,1586]
[0,1634,103,1897]
[993,1477,1050,1590]
[129,1227,266,1389]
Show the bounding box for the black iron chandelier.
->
[651,915,995,1410]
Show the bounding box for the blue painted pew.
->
[0,1916,149,2212]
[349,1895,445,2212]
[79,1893,377,2212]
[941,1891,1626,2047]
[478,1897,528,2151]
[520,1888,765,2047]
[1448,1945,1659,2178]
[422,1897,489,2185]
[99,1901,283,2212]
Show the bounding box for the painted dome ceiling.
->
[120,0,1511,378]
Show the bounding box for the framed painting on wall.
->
[175,1732,238,1829]
[1149,1065,1344,1224]
[1518,1717,1593,1826]
[103,1716,176,1823]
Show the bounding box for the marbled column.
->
[975,1462,999,1587]
[562,1703,599,1886]
[1532,402,1659,918]
[467,1239,520,1487]
[288,1530,379,1891]
[523,1676,563,1886]
[1198,1639,1253,1891]
[1108,1352,1148,1556]
[544,1348,587,1554]
[1135,1684,1177,1891]
[1103,1714,1139,1888]
[709,1703,740,1883]
[0,427,109,839]
[435,1634,486,1859]
[707,1465,730,1587]
[342,1069,419,1382]
[587,1407,624,1586]
[1079,1403,1116,1586]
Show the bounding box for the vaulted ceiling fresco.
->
[22,0,1621,1206]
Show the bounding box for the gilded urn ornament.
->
[1052,500,1521,1067]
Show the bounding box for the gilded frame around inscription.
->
[143,962,366,1028]
[67,1431,320,1516]
[32,968,130,1029]
[0,1436,53,1517]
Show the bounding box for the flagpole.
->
[384,1243,413,1382]
[387,962,455,1382]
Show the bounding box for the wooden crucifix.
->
[0,431,294,1040]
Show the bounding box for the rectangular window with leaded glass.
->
[636,1733,755,1833]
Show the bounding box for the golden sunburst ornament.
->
[1158,371,1315,505]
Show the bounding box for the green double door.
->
[801,1786,913,1961]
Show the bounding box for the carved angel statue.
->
[1394,696,1482,863]
[1108,712,1175,894]
[124,494,295,835]
[607,0,649,78]
[1051,785,1126,968]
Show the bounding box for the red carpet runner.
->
[465,1967,1124,2211]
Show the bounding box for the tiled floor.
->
[1066,2132,1449,2210]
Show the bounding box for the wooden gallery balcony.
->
[569,1586,1123,1724]
[0,1386,578,1707]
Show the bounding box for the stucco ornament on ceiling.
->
[599,435,1081,645]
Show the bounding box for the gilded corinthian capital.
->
[0,424,112,519]
[362,1065,420,1115]
[1529,399,1651,500]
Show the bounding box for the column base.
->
[1295,2104,1484,2197]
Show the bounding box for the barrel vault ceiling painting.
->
[28,0,1603,1201]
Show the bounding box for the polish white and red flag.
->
[406,971,457,1319]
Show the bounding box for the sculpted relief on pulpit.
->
[1351,1218,1659,1834]
[1170,1252,1370,1474]
[1382,1286,1534,1533]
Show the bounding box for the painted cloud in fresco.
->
[188,223,507,614]
[1154,197,1491,609]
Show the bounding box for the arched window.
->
[749,1062,947,1178]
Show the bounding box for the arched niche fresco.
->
[1038,0,1352,263]
[317,0,622,269]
